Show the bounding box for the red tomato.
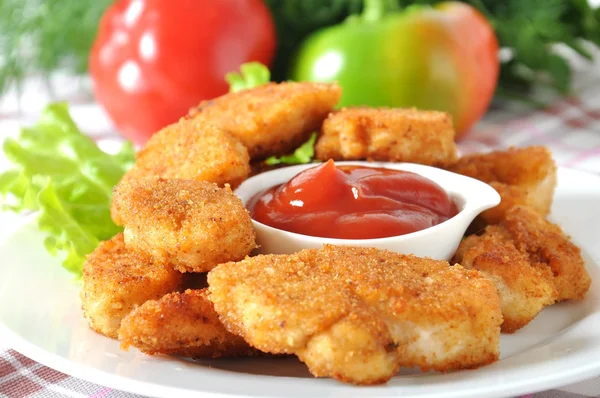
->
[90,0,276,144]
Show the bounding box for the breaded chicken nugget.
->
[314,107,458,167]
[120,119,250,188]
[448,146,557,220]
[208,245,501,385]
[188,82,341,159]
[454,227,557,333]
[455,205,590,332]
[81,233,184,339]
[111,178,256,273]
[503,206,590,301]
[478,182,530,225]
[119,289,258,358]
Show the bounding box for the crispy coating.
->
[81,233,184,339]
[479,182,530,225]
[111,178,256,273]
[314,107,458,167]
[208,245,501,385]
[188,82,341,159]
[448,146,557,221]
[454,227,557,333]
[455,206,591,332]
[120,119,250,188]
[502,206,591,301]
[118,289,259,358]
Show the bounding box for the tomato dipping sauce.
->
[249,160,458,239]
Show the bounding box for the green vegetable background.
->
[1,0,598,100]
[267,0,600,100]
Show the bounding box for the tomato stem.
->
[362,0,399,21]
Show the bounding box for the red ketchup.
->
[249,160,458,240]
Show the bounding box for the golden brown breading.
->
[448,146,557,220]
[478,182,530,225]
[120,119,250,188]
[454,227,557,333]
[81,233,184,339]
[314,107,458,167]
[455,205,591,332]
[111,178,256,273]
[502,206,591,301]
[208,245,502,385]
[188,82,341,159]
[118,289,259,358]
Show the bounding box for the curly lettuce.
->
[225,62,271,93]
[264,132,317,166]
[0,103,134,277]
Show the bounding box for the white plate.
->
[1,167,600,398]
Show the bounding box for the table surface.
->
[1,61,600,398]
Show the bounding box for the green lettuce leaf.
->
[264,133,317,166]
[0,102,134,278]
[225,62,271,93]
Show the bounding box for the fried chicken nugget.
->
[120,119,250,188]
[208,245,501,385]
[455,205,590,332]
[448,146,557,222]
[479,182,530,225]
[111,178,256,273]
[188,82,341,159]
[81,233,184,339]
[503,206,591,301]
[314,107,458,167]
[118,289,258,358]
[454,228,557,333]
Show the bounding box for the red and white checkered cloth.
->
[461,55,600,173]
[1,59,600,397]
[0,350,141,398]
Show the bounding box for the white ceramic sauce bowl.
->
[235,161,500,260]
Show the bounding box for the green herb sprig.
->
[0,0,112,93]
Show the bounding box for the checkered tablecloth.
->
[1,58,600,398]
